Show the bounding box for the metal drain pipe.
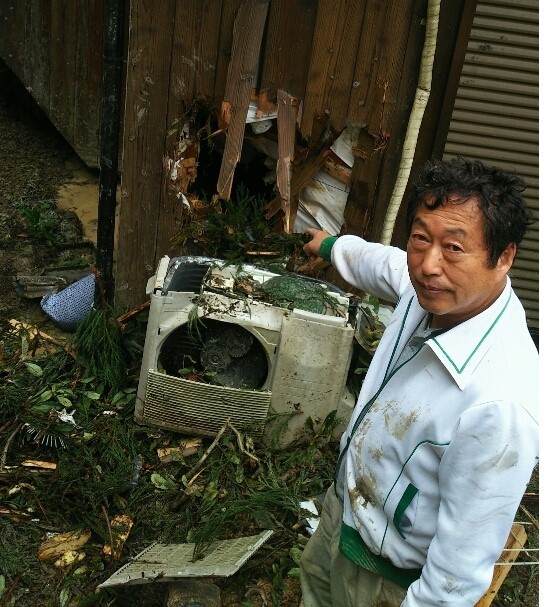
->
[96,0,125,305]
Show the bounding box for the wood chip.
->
[38,529,92,562]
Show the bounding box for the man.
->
[299,157,538,606]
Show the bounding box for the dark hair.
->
[406,156,533,267]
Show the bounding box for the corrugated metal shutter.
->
[443,0,539,329]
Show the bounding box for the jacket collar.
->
[424,278,513,390]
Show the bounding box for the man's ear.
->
[497,242,516,272]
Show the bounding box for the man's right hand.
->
[303,227,332,258]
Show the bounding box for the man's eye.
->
[446,244,463,253]
[412,233,428,242]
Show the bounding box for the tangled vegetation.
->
[0,313,341,607]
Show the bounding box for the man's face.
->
[406,196,515,329]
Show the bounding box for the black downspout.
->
[96,0,125,306]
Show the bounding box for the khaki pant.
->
[300,484,406,607]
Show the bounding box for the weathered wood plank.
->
[346,0,386,126]
[115,0,176,309]
[1,0,27,78]
[73,0,103,167]
[259,0,318,101]
[49,0,78,146]
[321,0,366,133]
[342,127,381,238]
[299,0,345,139]
[217,0,270,200]
[363,0,416,138]
[160,1,223,259]
[213,0,245,102]
[195,1,223,98]
[24,1,52,111]
[368,0,428,244]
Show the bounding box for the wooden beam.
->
[259,0,318,102]
[216,0,270,200]
[475,523,528,607]
[115,0,176,309]
[264,146,330,220]
[276,89,299,232]
[342,127,382,238]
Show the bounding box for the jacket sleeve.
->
[402,401,538,606]
[330,235,410,303]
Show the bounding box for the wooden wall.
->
[0,0,473,309]
[116,0,471,308]
[0,0,107,168]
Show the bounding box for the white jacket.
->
[331,236,539,606]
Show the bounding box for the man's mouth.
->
[418,282,444,294]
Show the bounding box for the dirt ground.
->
[0,63,539,607]
[0,65,99,327]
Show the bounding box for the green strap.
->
[339,523,422,589]
[318,236,338,261]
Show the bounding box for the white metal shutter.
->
[443,0,539,329]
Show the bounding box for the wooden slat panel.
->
[116,0,177,309]
[195,1,223,98]
[73,0,103,167]
[345,0,385,126]
[212,0,245,102]
[259,0,318,102]
[169,2,200,104]
[299,0,353,138]
[49,0,78,145]
[0,0,26,77]
[169,0,222,104]
[216,0,270,200]
[24,1,52,111]
[361,0,416,137]
[321,0,366,132]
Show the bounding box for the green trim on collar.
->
[318,236,338,261]
[431,290,512,374]
[339,523,422,589]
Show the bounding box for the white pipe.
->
[379,0,441,245]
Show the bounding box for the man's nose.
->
[421,245,443,275]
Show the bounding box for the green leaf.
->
[83,391,101,400]
[39,390,53,401]
[150,473,177,491]
[24,362,43,376]
[56,395,73,408]
[31,404,55,414]
[59,588,70,607]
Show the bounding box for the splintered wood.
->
[276,89,298,233]
[217,0,270,200]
